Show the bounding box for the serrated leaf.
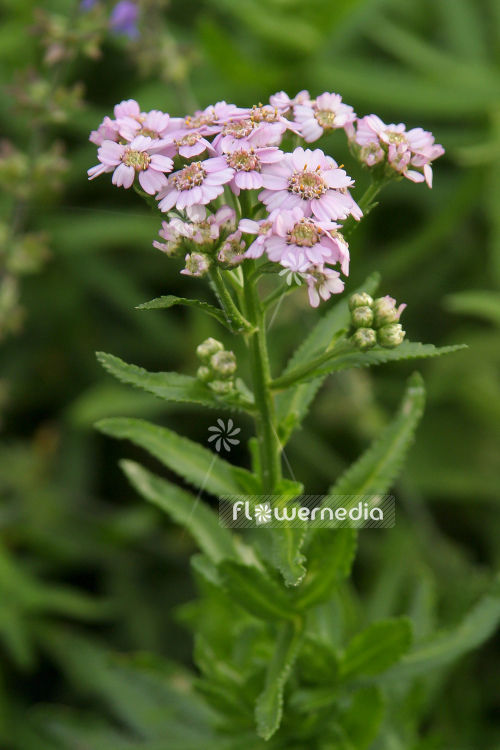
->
[217,561,296,621]
[330,372,426,496]
[137,295,232,329]
[283,342,467,387]
[96,352,253,413]
[273,528,307,588]
[121,461,237,563]
[388,575,500,681]
[96,417,260,496]
[276,274,380,441]
[255,620,303,740]
[340,618,413,682]
[294,529,357,610]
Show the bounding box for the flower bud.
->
[351,305,374,329]
[197,338,224,363]
[372,295,406,328]
[208,379,234,395]
[377,323,405,349]
[196,365,213,383]
[349,292,373,311]
[352,327,377,352]
[210,350,237,379]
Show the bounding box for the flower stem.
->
[209,266,254,333]
[243,261,282,492]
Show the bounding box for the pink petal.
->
[112,163,135,188]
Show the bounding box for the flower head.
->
[294,92,356,143]
[156,158,234,211]
[354,115,444,187]
[87,135,174,194]
[109,1,139,38]
[306,267,344,307]
[260,147,362,223]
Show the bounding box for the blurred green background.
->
[0,0,499,747]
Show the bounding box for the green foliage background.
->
[0,0,499,747]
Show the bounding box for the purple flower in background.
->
[109,1,140,38]
[80,0,98,10]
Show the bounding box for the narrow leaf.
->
[96,417,260,496]
[340,618,413,682]
[388,575,500,680]
[255,620,303,740]
[330,372,426,496]
[294,529,357,610]
[444,290,500,326]
[217,561,296,621]
[338,685,385,750]
[120,460,237,563]
[137,295,231,328]
[273,528,307,588]
[97,352,253,413]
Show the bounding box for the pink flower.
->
[181,252,211,277]
[239,210,281,258]
[219,138,284,195]
[306,267,344,307]
[87,135,174,194]
[257,208,350,275]
[212,118,288,153]
[162,131,216,159]
[218,231,245,267]
[354,115,444,187]
[89,99,143,145]
[294,92,356,143]
[259,147,362,222]
[118,109,171,142]
[156,158,234,212]
[167,102,248,137]
[269,90,312,112]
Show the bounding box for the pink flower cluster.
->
[88,92,444,306]
[351,114,445,187]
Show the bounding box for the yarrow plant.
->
[88,91,479,747]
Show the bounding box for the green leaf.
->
[339,618,413,682]
[276,273,380,441]
[388,574,500,681]
[120,461,237,563]
[217,561,296,621]
[255,619,303,740]
[137,295,232,329]
[280,342,467,387]
[330,372,426,496]
[97,352,253,413]
[96,417,260,497]
[294,530,357,610]
[338,685,385,750]
[272,528,307,588]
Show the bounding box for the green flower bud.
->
[351,305,374,329]
[208,379,234,395]
[349,292,373,311]
[196,338,224,363]
[196,365,214,383]
[210,350,237,379]
[352,327,377,352]
[377,323,405,349]
[372,295,406,328]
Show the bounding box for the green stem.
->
[243,261,282,492]
[262,281,300,311]
[270,339,354,391]
[209,267,254,333]
[341,180,387,238]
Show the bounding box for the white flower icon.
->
[208,418,241,452]
[254,503,272,524]
[279,251,310,286]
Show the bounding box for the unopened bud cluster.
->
[349,293,406,351]
[196,338,237,394]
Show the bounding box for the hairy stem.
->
[209,266,254,333]
[342,179,388,238]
